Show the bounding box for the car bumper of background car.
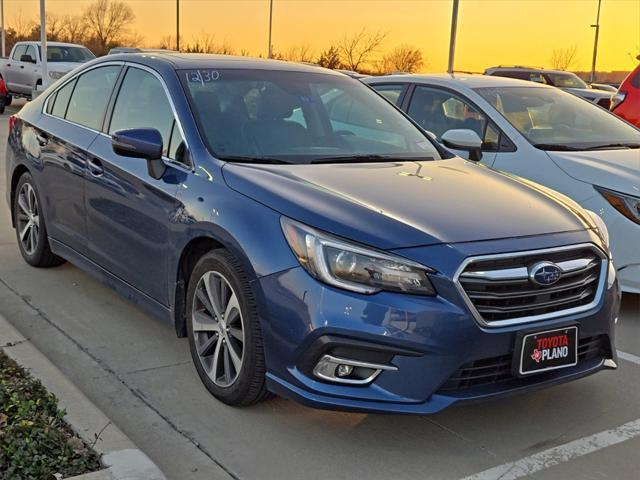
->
[256,261,620,414]
[581,195,640,294]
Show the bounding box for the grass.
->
[0,349,101,480]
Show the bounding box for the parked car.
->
[6,54,619,413]
[484,66,613,108]
[0,41,95,101]
[364,74,640,293]
[108,47,175,55]
[611,63,640,128]
[590,83,618,93]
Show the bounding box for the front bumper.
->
[255,232,620,414]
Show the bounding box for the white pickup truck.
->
[0,41,95,102]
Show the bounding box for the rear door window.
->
[371,84,405,105]
[65,65,121,130]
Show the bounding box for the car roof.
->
[486,66,576,75]
[18,41,88,48]
[101,52,343,75]
[363,73,551,90]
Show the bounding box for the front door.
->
[403,85,502,165]
[85,65,188,305]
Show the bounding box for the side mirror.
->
[20,54,35,64]
[441,129,483,161]
[112,128,166,179]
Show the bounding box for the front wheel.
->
[4,94,11,107]
[13,173,65,267]
[186,250,269,406]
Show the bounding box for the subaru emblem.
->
[529,261,563,286]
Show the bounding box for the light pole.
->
[1,0,5,58]
[40,0,48,89]
[268,0,273,58]
[176,0,180,51]
[447,0,460,73]
[589,0,602,83]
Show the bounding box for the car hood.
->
[564,87,612,100]
[48,62,85,73]
[223,158,591,249]
[547,149,640,196]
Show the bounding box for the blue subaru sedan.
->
[5,53,620,413]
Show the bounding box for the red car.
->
[611,62,640,127]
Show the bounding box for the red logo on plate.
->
[531,349,542,363]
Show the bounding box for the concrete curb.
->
[0,314,166,480]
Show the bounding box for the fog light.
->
[336,364,353,377]
[312,354,397,385]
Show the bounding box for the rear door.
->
[85,65,189,305]
[36,64,122,255]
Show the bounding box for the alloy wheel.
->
[16,183,40,256]
[192,271,245,387]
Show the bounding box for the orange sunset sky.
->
[5,0,640,73]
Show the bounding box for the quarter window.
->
[65,65,121,130]
[109,67,186,162]
[50,78,77,118]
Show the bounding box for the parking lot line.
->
[618,350,640,366]
[460,418,640,480]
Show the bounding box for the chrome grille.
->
[456,244,606,326]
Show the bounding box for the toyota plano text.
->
[5,54,620,413]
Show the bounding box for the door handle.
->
[19,65,24,69]
[87,158,104,177]
[36,133,48,147]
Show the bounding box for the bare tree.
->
[283,43,314,62]
[84,0,136,55]
[45,13,66,41]
[185,34,236,55]
[11,10,38,39]
[378,44,424,74]
[549,45,578,71]
[317,45,342,69]
[338,28,387,72]
[61,14,89,44]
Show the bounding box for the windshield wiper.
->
[581,143,640,151]
[532,144,582,151]
[217,155,292,165]
[310,154,418,164]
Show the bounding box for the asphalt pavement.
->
[0,99,639,480]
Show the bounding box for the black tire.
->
[4,94,11,107]
[13,173,65,268]
[186,249,270,406]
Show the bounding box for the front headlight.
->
[48,71,64,80]
[595,186,640,226]
[281,217,436,295]
[585,209,610,248]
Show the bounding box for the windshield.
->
[39,46,95,63]
[180,68,440,164]
[475,86,640,150]
[545,72,588,89]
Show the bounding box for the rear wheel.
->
[13,173,65,267]
[186,250,269,406]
